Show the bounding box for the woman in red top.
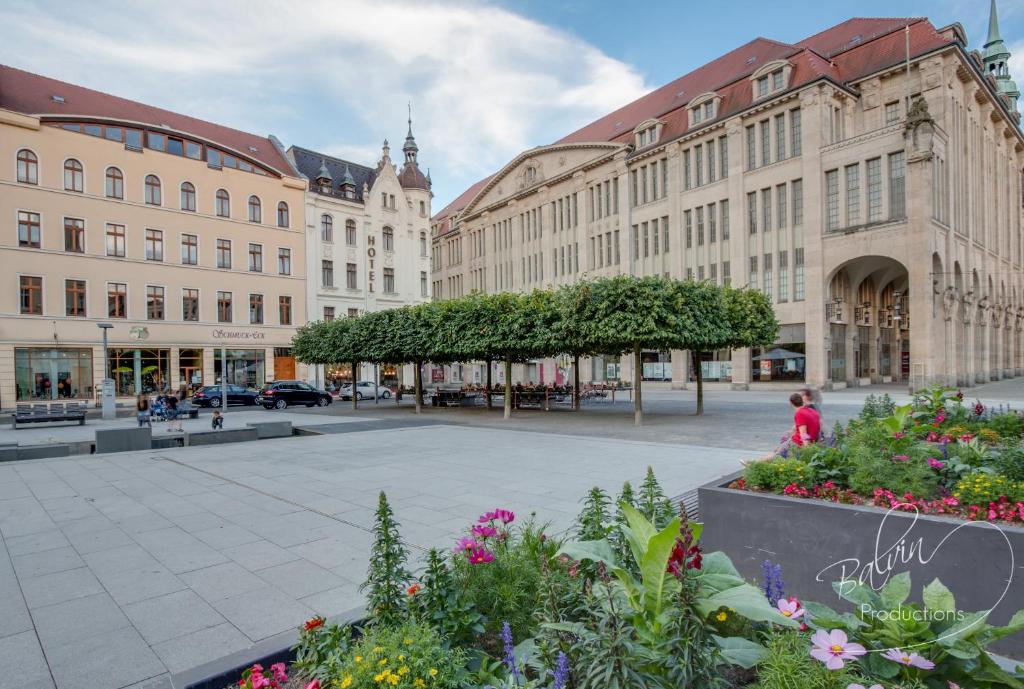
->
[789,393,820,446]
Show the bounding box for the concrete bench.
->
[95,427,152,454]
[12,402,86,428]
[246,421,293,439]
[185,427,258,446]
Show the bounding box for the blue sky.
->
[0,0,1020,211]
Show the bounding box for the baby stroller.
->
[150,395,168,422]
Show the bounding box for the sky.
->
[0,0,1021,212]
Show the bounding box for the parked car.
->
[191,385,258,408]
[257,381,332,409]
[338,380,392,400]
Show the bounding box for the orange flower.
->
[407,583,421,596]
[303,616,325,632]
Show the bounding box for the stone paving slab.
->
[0,423,750,689]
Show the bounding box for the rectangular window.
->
[145,229,163,261]
[776,184,787,229]
[721,199,730,240]
[762,253,773,297]
[420,271,428,297]
[278,247,291,275]
[640,167,648,204]
[885,101,900,124]
[825,169,840,231]
[18,211,41,248]
[775,113,786,160]
[867,157,883,221]
[661,159,668,198]
[697,265,705,281]
[707,142,716,183]
[695,145,704,186]
[181,234,198,265]
[322,260,334,287]
[383,267,395,293]
[20,276,42,315]
[248,243,263,272]
[790,108,802,156]
[106,224,125,257]
[757,76,769,97]
[778,250,789,303]
[684,211,693,248]
[642,222,649,257]
[845,163,860,225]
[146,285,165,320]
[216,239,232,269]
[346,262,357,289]
[65,279,86,317]
[661,218,669,254]
[746,125,756,170]
[652,219,660,255]
[630,170,638,206]
[614,229,620,264]
[608,230,615,263]
[792,178,804,226]
[249,293,263,324]
[772,69,784,91]
[696,208,705,246]
[683,149,692,190]
[323,306,335,321]
[747,192,757,234]
[888,151,906,219]
[217,291,232,323]
[760,119,771,166]
[64,217,84,253]
[708,202,717,242]
[108,282,127,318]
[182,288,199,321]
[719,136,729,178]
[347,308,359,319]
[748,256,758,289]
[794,247,805,301]
[761,188,772,232]
[723,260,731,286]
[279,296,292,325]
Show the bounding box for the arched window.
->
[420,230,427,257]
[180,182,196,212]
[248,195,261,223]
[216,189,230,217]
[277,202,289,228]
[321,214,333,242]
[17,149,38,184]
[345,219,357,246]
[64,159,84,192]
[144,174,161,205]
[383,226,394,251]
[105,167,124,199]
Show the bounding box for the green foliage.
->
[953,471,1024,506]
[291,617,353,682]
[847,452,939,499]
[637,467,675,529]
[912,385,963,416]
[988,412,1024,439]
[576,487,612,541]
[860,392,897,421]
[744,459,811,492]
[330,621,465,689]
[992,445,1024,482]
[411,548,483,646]
[360,492,412,626]
[750,631,861,689]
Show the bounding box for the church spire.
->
[403,101,419,165]
[986,0,1003,48]
[983,0,1019,113]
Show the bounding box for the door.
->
[295,382,316,404]
[275,356,296,381]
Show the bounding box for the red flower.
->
[407,583,421,596]
[303,616,325,632]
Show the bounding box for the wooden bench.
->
[12,402,87,429]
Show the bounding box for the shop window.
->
[213,349,265,389]
[109,348,169,396]
[15,348,93,401]
[752,341,806,382]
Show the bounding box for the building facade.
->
[431,9,1024,391]
[287,118,432,389]
[0,65,308,407]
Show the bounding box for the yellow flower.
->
[379,658,388,666]
[429,669,438,677]
[341,677,353,689]
[374,672,386,683]
[716,611,728,622]
[355,656,363,663]
[387,675,399,686]
[398,655,405,662]
[373,646,383,653]
[403,638,413,645]
[398,667,409,676]
[414,680,426,688]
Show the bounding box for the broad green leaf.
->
[712,635,766,669]
[864,652,900,678]
[922,578,956,616]
[831,579,882,611]
[803,601,845,628]
[982,608,1024,644]
[700,583,798,627]
[936,610,989,646]
[640,518,683,616]
[879,572,911,609]
[973,650,1024,689]
[557,539,620,569]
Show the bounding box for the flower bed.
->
[221,467,1023,689]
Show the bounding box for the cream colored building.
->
[431,10,1024,391]
[0,65,308,407]
[286,121,432,390]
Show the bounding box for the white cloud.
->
[0,0,652,205]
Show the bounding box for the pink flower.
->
[495,508,515,524]
[893,432,905,439]
[882,648,935,669]
[453,536,479,553]
[809,629,866,670]
[777,597,805,619]
[959,433,974,443]
[471,525,498,539]
[892,454,910,462]
[251,674,270,689]
[927,458,945,470]
[270,663,287,683]
[948,683,962,689]
[467,546,494,564]
[305,681,321,689]
[936,412,946,424]
[846,685,883,689]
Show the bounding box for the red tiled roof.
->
[433,17,956,224]
[0,64,295,177]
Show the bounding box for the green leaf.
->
[936,610,989,646]
[700,583,798,627]
[922,578,956,616]
[639,518,683,616]
[712,635,767,669]
[831,579,882,611]
[557,539,620,569]
[879,572,911,609]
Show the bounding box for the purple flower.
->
[882,648,935,669]
[551,651,569,689]
[453,536,478,553]
[761,560,785,606]
[809,629,866,670]
[467,546,494,564]
[471,525,497,539]
[927,458,945,470]
[499,621,521,683]
[496,509,515,524]
[478,510,499,524]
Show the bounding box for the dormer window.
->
[633,120,661,148]
[686,94,721,129]
[751,61,792,101]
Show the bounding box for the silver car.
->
[338,381,392,400]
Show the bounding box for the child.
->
[211,409,224,430]
[136,394,151,427]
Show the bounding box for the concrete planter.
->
[699,473,1024,659]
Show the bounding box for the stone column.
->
[801,86,828,390]
[671,349,688,390]
[203,347,216,386]
[170,347,181,392]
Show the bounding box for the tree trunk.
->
[351,362,358,410]
[504,359,512,419]
[485,358,492,409]
[633,345,643,426]
[414,360,423,414]
[573,354,581,410]
[692,350,704,416]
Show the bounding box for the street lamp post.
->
[97,323,115,419]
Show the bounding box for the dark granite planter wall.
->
[699,474,1024,659]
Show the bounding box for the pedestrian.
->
[136,394,151,427]
[165,391,180,432]
[211,409,224,430]
[789,393,820,448]
[799,387,825,440]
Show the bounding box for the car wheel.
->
[210,397,221,408]
[317,397,330,407]
[356,392,365,400]
[381,390,391,399]
[274,398,288,410]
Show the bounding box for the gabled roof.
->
[288,145,378,202]
[0,63,295,176]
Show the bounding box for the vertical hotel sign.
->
[367,235,375,293]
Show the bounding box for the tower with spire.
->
[398,103,430,191]
[983,0,1020,112]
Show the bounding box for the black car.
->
[191,385,259,408]
[257,381,332,409]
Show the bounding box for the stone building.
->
[430,7,1024,391]
[286,114,433,390]
[0,65,309,407]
